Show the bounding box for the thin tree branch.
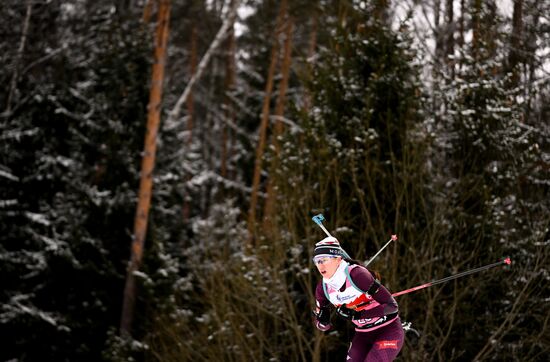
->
[6,1,33,113]
[166,0,241,128]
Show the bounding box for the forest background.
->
[1,0,549,361]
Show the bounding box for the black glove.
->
[336,304,360,320]
[312,307,332,331]
[316,307,331,325]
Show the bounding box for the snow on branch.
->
[166,0,241,128]
[0,168,19,181]
[0,294,67,331]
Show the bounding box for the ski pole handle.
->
[365,234,398,267]
[312,214,333,238]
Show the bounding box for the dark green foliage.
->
[424,7,549,359]
[272,12,428,360]
[0,3,152,361]
[1,1,548,361]
[282,17,425,256]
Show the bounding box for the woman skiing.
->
[312,236,404,361]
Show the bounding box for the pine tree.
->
[428,1,549,359]
[0,3,152,360]
[273,5,427,359]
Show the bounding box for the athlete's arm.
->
[313,281,332,331]
[350,267,398,319]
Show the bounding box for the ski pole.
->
[391,257,512,298]
[312,214,333,238]
[365,234,398,267]
[311,214,396,265]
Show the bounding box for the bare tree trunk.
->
[186,25,197,144]
[6,1,32,114]
[508,0,523,85]
[120,0,170,335]
[247,0,287,245]
[142,0,154,22]
[262,17,294,232]
[182,23,197,223]
[221,23,236,179]
[202,56,220,218]
[524,0,541,122]
[432,0,443,118]
[471,0,482,61]
[337,1,349,29]
[373,0,390,24]
[445,0,455,77]
[302,12,318,113]
[272,18,293,151]
[486,1,498,61]
[457,0,465,70]
[434,0,443,62]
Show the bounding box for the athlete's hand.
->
[312,307,332,332]
[313,307,330,323]
[336,304,359,320]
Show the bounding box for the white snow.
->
[0,169,19,181]
[24,212,51,226]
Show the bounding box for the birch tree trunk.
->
[165,0,240,127]
[120,0,170,335]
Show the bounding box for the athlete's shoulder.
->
[348,264,375,284]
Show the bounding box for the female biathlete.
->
[312,237,404,361]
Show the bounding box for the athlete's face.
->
[315,256,342,279]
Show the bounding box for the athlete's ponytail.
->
[343,257,382,281]
[370,269,382,281]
